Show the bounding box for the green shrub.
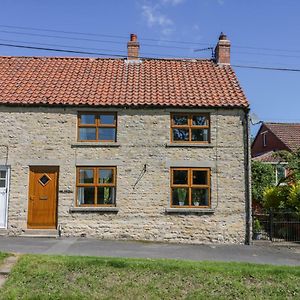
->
[287,182,300,211]
[263,185,290,209]
[252,161,275,203]
[253,219,262,233]
[262,181,300,212]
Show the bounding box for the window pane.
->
[0,171,6,179]
[97,187,115,205]
[193,170,208,185]
[79,169,94,184]
[192,188,209,206]
[173,115,188,125]
[79,128,96,140]
[277,166,285,182]
[172,188,188,206]
[99,169,113,184]
[77,187,95,205]
[0,179,5,188]
[191,129,208,141]
[39,174,50,186]
[173,170,188,185]
[98,128,116,141]
[192,115,208,126]
[80,114,95,124]
[100,114,115,125]
[173,128,189,141]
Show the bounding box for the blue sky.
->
[0,0,299,133]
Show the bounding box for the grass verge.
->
[0,254,300,299]
[0,252,9,264]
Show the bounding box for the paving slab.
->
[0,255,19,275]
[0,236,299,266]
[0,254,19,288]
[0,275,7,288]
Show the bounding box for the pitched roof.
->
[265,123,300,152]
[0,56,248,108]
[252,151,281,163]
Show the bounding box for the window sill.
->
[71,142,120,148]
[165,208,215,214]
[69,207,119,213]
[165,143,214,148]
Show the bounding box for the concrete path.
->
[0,254,20,288]
[0,237,299,266]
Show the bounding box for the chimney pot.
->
[127,33,140,60]
[130,34,137,42]
[215,32,231,65]
[219,32,227,40]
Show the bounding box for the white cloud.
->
[142,5,173,27]
[141,4,175,36]
[161,0,185,5]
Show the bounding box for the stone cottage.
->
[0,33,251,244]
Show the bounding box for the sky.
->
[0,0,299,135]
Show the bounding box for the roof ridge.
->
[0,55,215,62]
[0,56,124,60]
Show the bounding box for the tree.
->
[251,161,275,203]
[273,149,300,184]
[262,149,300,211]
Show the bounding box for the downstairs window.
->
[170,168,211,208]
[76,167,116,207]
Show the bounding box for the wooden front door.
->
[28,166,58,229]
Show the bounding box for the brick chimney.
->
[127,33,140,60]
[215,32,231,65]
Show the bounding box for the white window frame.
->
[0,166,10,229]
[261,131,267,147]
[275,164,287,186]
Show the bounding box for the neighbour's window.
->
[170,168,210,208]
[262,132,267,147]
[76,167,116,206]
[171,113,210,143]
[78,112,117,142]
[276,165,286,185]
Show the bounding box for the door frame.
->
[27,166,59,229]
[0,166,10,229]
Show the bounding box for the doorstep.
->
[0,229,8,236]
[21,229,59,238]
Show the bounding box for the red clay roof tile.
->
[252,151,281,163]
[0,56,249,108]
[265,123,300,152]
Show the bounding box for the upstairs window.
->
[76,167,116,207]
[170,168,211,208]
[78,113,117,142]
[171,113,210,143]
[262,132,267,147]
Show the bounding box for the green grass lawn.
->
[1,254,300,300]
[0,252,9,264]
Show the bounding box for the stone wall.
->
[0,106,248,244]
